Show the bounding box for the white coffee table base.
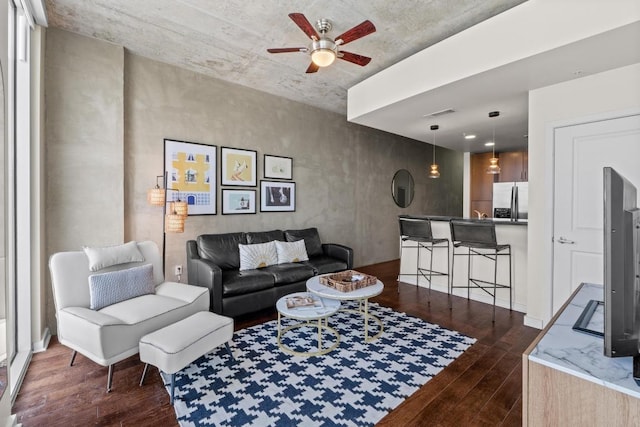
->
[342,299,384,343]
[276,292,341,357]
[306,275,385,343]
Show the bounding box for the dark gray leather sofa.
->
[186,227,353,317]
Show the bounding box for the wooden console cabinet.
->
[523,283,640,426]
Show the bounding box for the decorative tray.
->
[318,270,378,293]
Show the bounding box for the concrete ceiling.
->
[44,0,527,120]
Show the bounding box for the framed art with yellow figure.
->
[221,147,257,187]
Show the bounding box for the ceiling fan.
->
[267,13,376,73]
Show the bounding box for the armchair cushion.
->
[284,228,323,257]
[83,241,144,272]
[88,264,155,310]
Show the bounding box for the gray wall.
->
[45,29,463,332]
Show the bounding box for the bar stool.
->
[449,219,512,321]
[398,217,450,300]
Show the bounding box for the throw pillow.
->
[88,264,155,310]
[284,228,323,257]
[239,241,278,271]
[83,241,145,272]
[275,240,309,264]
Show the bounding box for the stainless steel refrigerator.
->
[493,182,528,221]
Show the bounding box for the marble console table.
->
[523,283,640,426]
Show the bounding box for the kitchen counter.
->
[399,214,528,226]
[398,215,528,312]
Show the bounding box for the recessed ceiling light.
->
[484,142,495,147]
[464,134,476,140]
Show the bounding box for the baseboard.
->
[32,327,51,353]
[524,315,544,329]
[4,414,17,427]
[10,350,32,406]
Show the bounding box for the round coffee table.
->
[306,275,384,342]
[276,292,341,357]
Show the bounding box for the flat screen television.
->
[603,167,640,372]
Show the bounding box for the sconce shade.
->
[147,187,165,206]
[173,200,189,217]
[486,157,501,174]
[165,205,185,233]
[429,164,441,179]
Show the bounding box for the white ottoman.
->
[139,311,234,404]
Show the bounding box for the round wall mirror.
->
[392,169,414,208]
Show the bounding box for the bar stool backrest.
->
[399,218,434,240]
[449,220,497,246]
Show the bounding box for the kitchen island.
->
[398,215,528,312]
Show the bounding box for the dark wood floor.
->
[13,260,539,426]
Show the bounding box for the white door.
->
[552,114,640,314]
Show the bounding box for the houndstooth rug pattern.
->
[163,302,476,427]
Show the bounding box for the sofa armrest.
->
[322,243,353,269]
[186,240,224,313]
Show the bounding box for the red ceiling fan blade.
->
[339,51,372,67]
[305,62,320,74]
[289,13,320,40]
[335,20,376,45]
[267,47,307,53]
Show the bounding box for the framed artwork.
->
[264,154,293,180]
[222,189,256,215]
[260,180,296,212]
[164,139,216,215]
[221,147,257,186]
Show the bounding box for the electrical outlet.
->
[174,265,183,276]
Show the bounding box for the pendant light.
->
[429,124,441,179]
[486,111,501,175]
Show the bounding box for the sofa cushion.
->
[239,242,278,271]
[246,229,284,244]
[88,264,155,310]
[222,270,275,296]
[197,233,246,269]
[284,228,323,257]
[83,241,145,272]
[304,255,349,275]
[262,263,315,285]
[275,240,309,264]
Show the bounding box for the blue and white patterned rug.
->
[163,302,476,427]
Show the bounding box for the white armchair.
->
[49,240,209,392]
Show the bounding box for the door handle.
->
[557,236,576,244]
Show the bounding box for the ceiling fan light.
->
[311,48,336,67]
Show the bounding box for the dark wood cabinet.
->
[470,152,496,217]
[470,150,528,218]
[497,151,528,182]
